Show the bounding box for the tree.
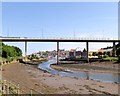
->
[103,54,109,58]
[103,52,107,55]
[1,43,22,59]
[14,46,22,56]
[98,52,103,55]
[30,54,39,60]
[116,47,120,57]
[117,47,120,62]
[92,52,98,56]
[116,42,120,49]
[116,43,120,56]
[83,48,86,52]
[2,50,7,58]
[106,52,110,57]
[89,53,92,56]
[2,45,9,58]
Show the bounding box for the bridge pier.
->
[25,41,27,63]
[86,42,89,63]
[57,42,59,65]
[113,42,116,57]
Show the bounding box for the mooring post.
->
[30,89,33,96]
[57,42,59,65]
[113,42,116,57]
[86,42,89,63]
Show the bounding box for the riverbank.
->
[51,61,119,74]
[2,61,119,94]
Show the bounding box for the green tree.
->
[103,54,109,58]
[116,47,120,57]
[103,52,107,55]
[116,42,120,49]
[14,46,22,56]
[2,45,9,58]
[116,43,120,62]
[106,51,110,57]
[92,52,98,56]
[1,43,22,59]
[89,53,92,56]
[98,52,103,55]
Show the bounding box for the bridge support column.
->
[25,41,27,63]
[86,42,89,63]
[113,42,116,57]
[57,42,59,65]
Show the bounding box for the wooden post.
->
[30,89,32,96]
[3,80,6,94]
[17,83,20,95]
[7,82,10,94]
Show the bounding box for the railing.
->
[1,80,43,95]
[1,37,118,40]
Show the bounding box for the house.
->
[69,49,76,58]
[98,47,113,56]
[81,48,87,59]
[68,48,87,59]
[76,51,82,58]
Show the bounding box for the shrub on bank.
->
[102,57,118,62]
[103,54,109,58]
[118,55,120,63]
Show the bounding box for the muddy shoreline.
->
[2,61,119,94]
[51,61,119,74]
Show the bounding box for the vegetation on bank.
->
[0,42,22,64]
[102,57,118,62]
[61,43,120,63]
[116,43,120,62]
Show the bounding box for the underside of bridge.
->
[23,41,117,64]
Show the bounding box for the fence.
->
[1,80,43,95]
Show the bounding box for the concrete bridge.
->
[1,37,120,64]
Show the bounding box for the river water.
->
[38,58,119,83]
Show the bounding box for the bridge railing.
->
[1,37,118,40]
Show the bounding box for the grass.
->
[102,57,118,61]
[62,57,118,62]
[0,57,7,62]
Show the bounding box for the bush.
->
[7,57,14,63]
[92,52,98,56]
[118,55,120,63]
[103,54,109,58]
[2,43,22,59]
[116,47,120,57]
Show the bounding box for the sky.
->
[1,0,119,2]
[1,2,118,55]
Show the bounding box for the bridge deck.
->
[0,37,119,42]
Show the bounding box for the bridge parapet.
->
[0,37,118,40]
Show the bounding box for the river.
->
[38,58,119,84]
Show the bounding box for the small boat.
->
[64,69,72,73]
